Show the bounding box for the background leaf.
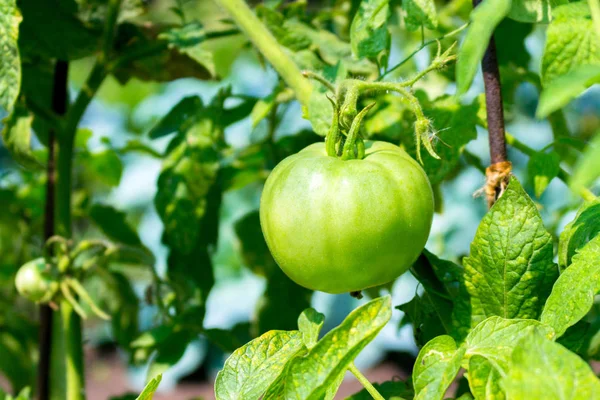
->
[508,0,567,23]
[403,0,438,31]
[527,151,560,198]
[350,0,390,59]
[0,0,21,112]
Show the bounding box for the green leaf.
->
[298,308,325,350]
[147,331,191,379]
[1,104,42,169]
[18,0,100,60]
[463,317,554,371]
[413,335,465,400]
[495,18,533,68]
[541,234,600,338]
[466,355,503,400]
[105,272,140,348]
[455,177,558,338]
[571,132,600,193]
[87,149,123,187]
[136,374,162,400]
[256,5,312,51]
[285,296,392,400]
[0,0,21,112]
[541,3,600,86]
[350,0,390,59]
[403,0,438,31]
[536,65,600,119]
[149,96,203,139]
[398,291,452,347]
[508,0,567,23]
[558,198,600,269]
[501,334,600,399]
[89,204,142,246]
[527,151,560,198]
[158,22,216,77]
[215,330,305,400]
[456,0,512,95]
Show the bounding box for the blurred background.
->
[1,0,599,399]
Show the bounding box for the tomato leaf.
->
[570,133,600,194]
[89,204,142,247]
[135,374,162,400]
[466,355,503,400]
[508,0,567,23]
[215,330,305,400]
[0,0,21,113]
[158,22,216,77]
[502,334,600,399]
[285,296,392,399]
[1,104,43,169]
[558,198,600,269]
[298,308,325,350]
[453,177,558,339]
[346,380,412,400]
[413,335,465,400]
[540,3,600,86]
[350,0,390,59]
[536,66,600,119]
[456,0,512,95]
[541,234,600,338]
[527,150,560,198]
[403,0,438,31]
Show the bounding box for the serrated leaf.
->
[285,296,392,400]
[256,5,311,51]
[89,204,141,246]
[463,317,554,371]
[455,177,558,339]
[215,330,305,400]
[158,22,216,77]
[570,132,600,193]
[467,355,504,400]
[149,96,203,139]
[558,198,600,269]
[541,3,600,86]
[413,335,465,400]
[298,308,325,350]
[1,104,42,169]
[541,234,600,338]
[136,374,162,400]
[536,65,600,118]
[350,0,390,59]
[0,0,21,112]
[456,0,512,95]
[508,0,567,23]
[403,0,438,31]
[527,151,560,198]
[501,334,600,399]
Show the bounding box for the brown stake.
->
[473,0,511,207]
[38,60,69,400]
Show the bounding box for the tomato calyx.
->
[324,95,374,161]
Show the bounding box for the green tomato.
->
[15,258,59,303]
[260,141,434,294]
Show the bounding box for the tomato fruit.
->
[260,141,434,294]
[15,258,59,303]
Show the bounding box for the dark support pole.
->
[473,0,510,207]
[38,59,69,400]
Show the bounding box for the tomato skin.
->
[15,258,59,303]
[260,141,434,294]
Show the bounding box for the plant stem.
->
[348,363,385,400]
[378,23,467,81]
[39,59,69,400]
[215,0,312,106]
[589,0,600,37]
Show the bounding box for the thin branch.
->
[378,23,467,81]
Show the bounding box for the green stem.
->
[348,363,385,400]
[588,0,600,37]
[505,133,596,201]
[101,0,123,62]
[215,0,313,106]
[378,23,467,81]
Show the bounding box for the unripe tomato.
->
[260,141,434,294]
[15,258,59,303]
